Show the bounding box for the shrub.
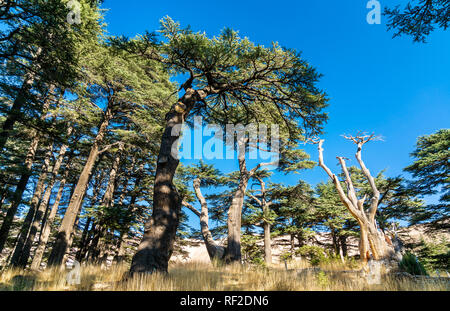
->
[295,245,327,266]
[416,239,450,272]
[241,234,265,266]
[398,252,428,276]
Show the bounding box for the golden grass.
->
[0,261,448,291]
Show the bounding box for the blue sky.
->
[100,1,449,228]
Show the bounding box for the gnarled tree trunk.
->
[129,88,206,274]
[317,137,395,263]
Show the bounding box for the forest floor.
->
[0,261,449,291]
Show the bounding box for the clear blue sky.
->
[100,1,449,228]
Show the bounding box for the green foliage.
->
[384,1,450,43]
[398,252,428,276]
[316,270,330,288]
[241,234,265,266]
[404,129,449,222]
[315,180,356,237]
[272,181,317,244]
[296,245,328,266]
[279,251,293,262]
[416,239,450,272]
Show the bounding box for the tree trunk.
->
[30,162,70,270]
[95,144,123,264]
[112,160,137,264]
[75,216,92,262]
[115,231,128,263]
[0,50,41,152]
[130,88,204,275]
[22,128,72,268]
[263,220,272,265]
[339,235,348,257]
[10,143,54,267]
[47,105,113,266]
[183,178,224,262]
[0,90,53,253]
[317,139,395,263]
[224,152,250,263]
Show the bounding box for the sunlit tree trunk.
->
[182,178,224,261]
[48,105,114,266]
[317,137,394,263]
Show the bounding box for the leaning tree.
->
[117,17,328,273]
[317,134,397,263]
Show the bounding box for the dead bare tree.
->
[317,133,395,263]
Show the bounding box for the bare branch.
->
[247,192,262,206]
[249,160,277,176]
[342,132,383,145]
[182,200,200,217]
[98,141,125,155]
[337,156,359,208]
[317,140,362,219]
[355,142,380,221]
[317,140,333,179]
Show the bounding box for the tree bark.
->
[10,142,54,267]
[30,160,70,270]
[47,105,113,266]
[182,178,224,261]
[129,88,205,275]
[18,130,75,267]
[0,87,52,253]
[0,48,41,152]
[76,216,92,262]
[224,156,249,264]
[248,176,272,265]
[317,139,395,263]
[95,143,123,263]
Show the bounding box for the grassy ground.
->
[0,261,448,291]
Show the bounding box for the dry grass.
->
[0,261,448,291]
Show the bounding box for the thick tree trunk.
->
[47,106,113,266]
[224,164,249,263]
[130,88,204,275]
[10,143,54,267]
